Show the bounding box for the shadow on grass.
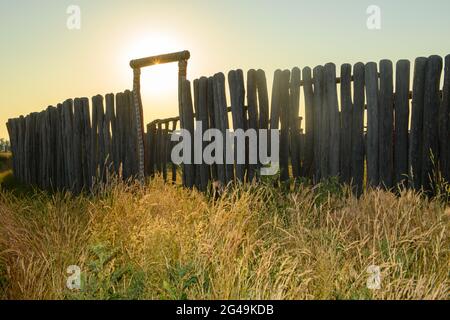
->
[0,171,37,197]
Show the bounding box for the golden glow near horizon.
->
[2,1,450,140]
[121,33,179,95]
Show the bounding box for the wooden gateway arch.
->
[129,50,191,182]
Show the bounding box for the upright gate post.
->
[132,68,146,183]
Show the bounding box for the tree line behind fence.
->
[0,139,10,153]
[6,54,450,195]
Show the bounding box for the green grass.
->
[0,176,448,300]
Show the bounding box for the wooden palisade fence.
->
[148,54,450,195]
[6,90,142,193]
[7,54,450,195]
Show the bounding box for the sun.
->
[123,33,182,95]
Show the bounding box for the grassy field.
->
[0,169,448,300]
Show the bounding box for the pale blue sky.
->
[1,0,450,139]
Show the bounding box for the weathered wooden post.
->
[290,67,302,180]
[197,77,211,190]
[409,57,428,190]
[394,60,411,188]
[212,73,230,185]
[247,69,259,182]
[379,60,394,189]
[279,69,291,184]
[314,66,328,179]
[171,119,178,183]
[256,69,269,179]
[303,67,318,182]
[181,80,195,188]
[229,70,246,183]
[422,55,443,193]
[352,63,365,194]
[325,63,340,178]
[340,64,352,184]
[440,55,450,183]
[365,62,380,188]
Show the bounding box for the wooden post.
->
[247,69,259,182]
[213,72,233,185]
[148,122,157,177]
[229,70,246,183]
[56,105,65,189]
[279,70,291,183]
[365,62,380,188]
[270,70,282,182]
[300,67,313,179]
[257,69,269,179]
[270,70,282,131]
[126,90,138,178]
[73,98,84,193]
[105,93,115,175]
[422,55,443,192]
[62,100,74,190]
[92,95,105,182]
[324,63,340,178]
[314,66,327,179]
[439,55,450,183]
[197,77,211,190]
[303,67,318,181]
[91,96,99,181]
[81,97,92,189]
[123,91,132,179]
[115,93,124,176]
[340,64,353,184]
[207,77,217,183]
[181,80,195,188]
[48,107,57,189]
[290,67,302,179]
[409,57,428,190]
[156,122,163,175]
[193,79,201,188]
[171,120,178,183]
[394,60,411,188]
[24,115,30,184]
[36,111,44,188]
[378,60,394,189]
[29,113,37,185]
[257,69,270,131]
[351,63,365,194]
[162,122,169,182]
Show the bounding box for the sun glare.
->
[123,33,181,95]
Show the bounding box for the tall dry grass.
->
[0,177,448,300]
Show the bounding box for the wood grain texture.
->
[409,57,428,190]
[351,63,365,194]
[394,60,410,188]
[422,55,442,193]
[365,62,380,188]
[340,64,352,184]
[379,60,394,189]
[325,63,340,178]
[439,55,450,183]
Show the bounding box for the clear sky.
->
[1,0,450,139]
